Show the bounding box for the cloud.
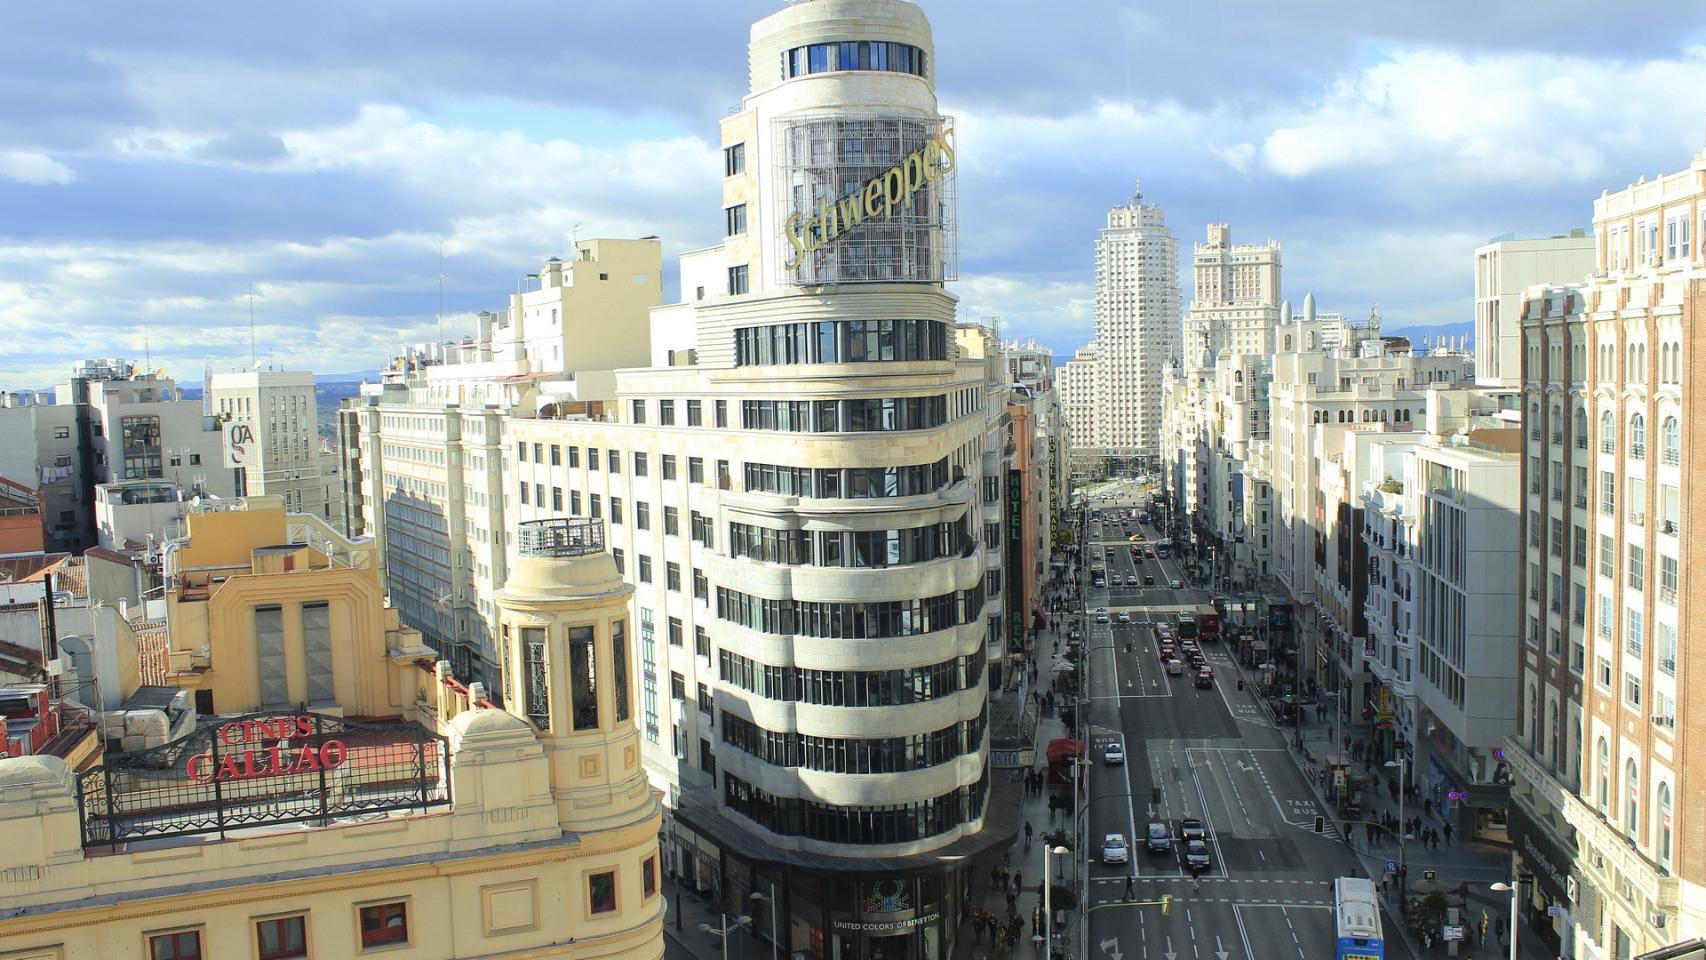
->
[0,151,75,185]
[1258,46,1706,184]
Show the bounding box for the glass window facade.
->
[735,319,949,366]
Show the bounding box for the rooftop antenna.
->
[571,221,586,249]
[1133,177,1143,203]
[437,238,445,346]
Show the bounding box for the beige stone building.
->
[0,500,663,960]
[1507,148,1706,959]
[208,369,337,522]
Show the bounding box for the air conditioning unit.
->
[1650,911,1667,930]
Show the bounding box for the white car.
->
[1096,609,1110,624]
[1101,832,1129,864]
[1104,742,1125,765]
[1170,579,1184,589]
[1116,611,1131,624]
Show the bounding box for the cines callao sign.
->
[783,127,955,270]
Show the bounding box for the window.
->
[694,568,708,602]
[1600,471,1615,516]
[613,619,629,722]
[551,487,563,511]
[149,929,203,960]
[1658,621,1677,675]
[662,454,677,480]
[1573,525,1588,568]
[1596,655,1613,691]
[590,447,600,470]
[608,449,621,473]
[659,401,676,426]
[1626,607,1644,657]
[664,506,679,536]
[1601,410,1615,453]
[728,264,749,296]
[589,871,618,914]
[1628,544,1645,591]
[639,555,653,583]
[1597,738,1610,814]
[1661,416,1680,465]
[1625,758,1640,835]
[1630,413,1646,459]
[668,616,683,647]
[724,142,745,177]
[568,446,580,468]
[612,547,625,575]
[611,497,624,525]
[689,457,705,484]
[635,501,650,530]
[695,625,710,657]
[666,561,682,592]
[256,915,308,960]
[634,452,648,476]
[726,204,748,236]
[570,625,599,730]
[359,902,410,949]
[687,399,703,426]
[715,400,728,428]
[1658,783,1674,871]
[1599,534,1615,579]
[519,481,530,506]
[631,399,647,424]
[1660,554,1678,605]
[643,856,658,898]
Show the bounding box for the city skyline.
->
[5,0,1706,388]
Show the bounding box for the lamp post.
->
[697,914,752,960]
[1384,755,1409,893]
[1043,844,1069,960]
[750,885,780,960]
[1489,882,1519,960]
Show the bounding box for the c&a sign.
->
[186,715,348,783]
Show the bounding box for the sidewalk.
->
[1280,701,1555,959]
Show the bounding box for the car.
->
[1146,549,1156,559]
[1145,821,1172,853]
[1128,534,1144,542]
[1104,742,1125,765]
[1143,575,1155,586]
[1095,609,1110,624]
[1194,668,1215,688]
[1170,579,1184,589]
[1125,575,1138,586]
[1180,818,1206,842]
[1188,651,1207,670]
[1154,622,1173,638]
[1165,658,1184,676]
[1101,833,1129,864]
[1159,642,1176,659]
[1116,611,1131,624]
[1185,839,1211,871]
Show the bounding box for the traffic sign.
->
[1385,859,1397,872]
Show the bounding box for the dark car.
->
[1180,818,1206,842]
[1185,839,1211,871]
[1145,821,1171,853]
[1144,575,1155,586]
[1194,668,1215,689]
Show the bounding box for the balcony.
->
[1576,435,1588,451]
[1575,494,1587,509]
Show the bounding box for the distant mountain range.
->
[1381,321,1474,349]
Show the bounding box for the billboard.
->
[772,115,958,286]
[223,420,256,468]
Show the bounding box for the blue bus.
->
[1332,876,1384,960]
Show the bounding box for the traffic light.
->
[1160,895,1172,916]
[1314,815,1326,834]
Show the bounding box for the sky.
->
[3,1,1705,389]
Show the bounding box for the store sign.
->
[79,710,449,847]
[783,128,955,269]
[186,715,348,783]
[834,914,939,933]
[223,420,255,468]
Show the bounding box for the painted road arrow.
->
[1099,937,1122,960]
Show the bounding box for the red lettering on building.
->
[184,714,348,783]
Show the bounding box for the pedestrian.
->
[1191,874,1201,894]
[1124,876,1134,901]
[1014,871,1023,895]
[1423,798,1432,818]
[1443,822,1453,844]
[1025,822,1034,848]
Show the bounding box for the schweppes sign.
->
[783,126,955,270]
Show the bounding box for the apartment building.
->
[208,369,337,521]
[1505,148,1706,959]
[1182,223,1282,367]
[1077,184,1179,472]
[1058,340,1100,472]
[1474,231,1596,389]
[1268,312,1472,728]
[1359,408,1523,842]
[0,499,664,960]
[346,241,664,682]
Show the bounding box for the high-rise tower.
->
[1089,182,1178,471]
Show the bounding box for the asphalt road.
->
[1075,496,1416,960]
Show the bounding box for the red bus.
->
[1195,604,1221,641]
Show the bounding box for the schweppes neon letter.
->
[784,126,955,270]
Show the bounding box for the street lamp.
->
[698,914,752,960]
[1384,755,1409,885]
[750,886,780,960]
[1043,844,1069,960]
[1489,882,1519,960]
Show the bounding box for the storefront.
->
[1420,718,1512,843]
[1508,804,1579,957]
